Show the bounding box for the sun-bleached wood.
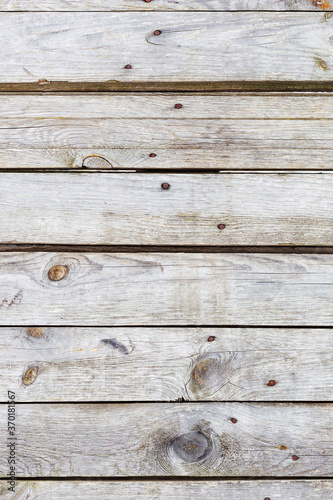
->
[0,480,332,499]
[2,93,333,170]
[0,0,331,11]
[1,13,333,83]
[0,403,332,477]
[2,326,333,402]
[0,252,333,326]
[1,173,333,245]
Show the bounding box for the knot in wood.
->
[22,366,39,386]
[170,431,212,463]
[48,265,68,282]
[27,327,44,339]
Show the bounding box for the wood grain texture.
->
[0,480,332,499]
[1,13,333,83]
[2,327,333,402]
[0,403,332,477]
[1,173,333,246]
[2,93,333,170]
[0,252,333,326]
[0,0,332,11]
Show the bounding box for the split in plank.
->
[0,0,332,12]
[1,13,333,83]
[0,480,332,499]
[1,252,333,325]
[1,173,333,246]
[2,327,333,402]
[0,403,332,477]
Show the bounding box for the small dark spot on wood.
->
[22,366,39,386]
[100,338,129,355]
[292,455,299,461]
[161,182,170,190]
[267,380,276,386]
[170,431,212,463]
[154,30,161,36]
[150,153,157,158]
[217,224,226,230]
[207,336,215,342]
[48,265,68,282]
[264,498,271,500]
[27,327,44,339]
[173,396,186,402]
[278,444,288,450]
[124,64,132,69]
[231,418,237,424]
[174,103,183,109]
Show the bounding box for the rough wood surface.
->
[1,173,333,246]
[0,480,332,499]
[1,326,333,402]
[0,252,333,325]
[1,13,333,83]
[2,93,333,170]
[0,403,332,477]
[0,0,332,11]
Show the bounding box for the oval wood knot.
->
[26,327,44,339]
[22,366,39,386]
[48,265,68,282]
[170,431,212,463]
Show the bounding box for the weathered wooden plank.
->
[0,253,333,325]
[2,327,333,402]
[1,173,333,245]
[2,93,333,170]
[0,0,332,11]
[0,403,332,476]
[1,13,333,83]
[1,480,332,500]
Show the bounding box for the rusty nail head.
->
[154,30,161,36]
[161,182,170,190]
[174,103,183,109]
[231,418,237,424]
[264,498,271,500]
[292,455,299,461]
[267,380,276,386]
[208,336,215,342]
[124,64,132,69]
[217,223,225,230]
[145,0,152,2]
[48,265,68,282]
[150,153,156,158]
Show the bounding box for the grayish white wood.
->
[1,13,333,82]
[0,403,332,476]
[2,93,333,170]
[1,327,333,402]
[1,173,333,245]
[0,0,331,11]
[0,480,332,499]
[0,252,333,325]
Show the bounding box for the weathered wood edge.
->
[0,479,332,500]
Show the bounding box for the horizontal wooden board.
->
[0,403,332,477]
[0,253,333,325]
[2,327,333,402]
[1,13,333,83]
[2,93,333,170]
[1,480,332,500]
[0,0,332,11]
[1,173,332,246]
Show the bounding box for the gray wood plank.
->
[0,252,332,325]
[2,327,333,402]
[1,13,333,83]
[2,93,333,170]
[0,0,332,11]
[1,480,332,499]
[1,173,332,245]
[0,403,332,476]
